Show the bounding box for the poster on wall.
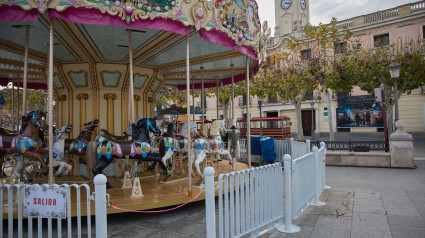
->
[23,185,67,219]
[337,95,383,128]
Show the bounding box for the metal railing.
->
[311,140,386,151]
[205,143,329,236]
[205,163,283,238]
[1,175,109,238]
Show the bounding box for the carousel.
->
[0,0,268,214]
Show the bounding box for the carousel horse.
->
[13,124,73,181]
[0,110,49,175]
[65,120,99,156]
[43,124,74,177]
[189,120,232,177]
[226,118,240,162]
[159,122,181,171]
[87,117,168,188]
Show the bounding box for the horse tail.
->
[86,141,98,180]
[159,138,165,158]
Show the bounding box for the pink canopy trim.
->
[0,5,38,22]
[198,28,258,60]
[49,8,189,36]
[177,63,260,90]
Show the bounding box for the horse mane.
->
[20,111,35,135]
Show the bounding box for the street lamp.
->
[258,99,263,136]
[310,101,315,140]
[389,62,401,123]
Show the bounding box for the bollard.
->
[306,139,311,153]
[320,142,331,190]
[311,146,325,206]
[275,154,300,233]
[94,174,108,238]
[204,166,216,238]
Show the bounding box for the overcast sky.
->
[257,0,419,34]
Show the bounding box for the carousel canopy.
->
[0,0,267,93]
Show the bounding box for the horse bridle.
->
[32,111,44,129]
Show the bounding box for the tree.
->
[303,18,353,141]
[1,87,48,127]
[252,39,318,140]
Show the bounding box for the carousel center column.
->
[104,93,117,133]
[77,93,89,130]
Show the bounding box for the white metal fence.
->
[239,138,310,164]
[1,175,109,238]
[205,163,283,238]
[206,143,328,237]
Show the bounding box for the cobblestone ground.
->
[105,160,425,238]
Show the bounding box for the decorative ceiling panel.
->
[78,24,162,61]
[144,34,232,67]
[134,74,148,89]
[0,19,79,61]
[101,70,121,87]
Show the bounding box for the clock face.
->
[281,0,292,10]
[300,0,306,10]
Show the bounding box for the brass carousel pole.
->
[192,76,195,122]
[11,81,15,130]
[48,19,54,185]
[231,63,235,124]
[246,56,251,168]
[21,25,30,117]
[201,66,205,128]
[186,35,192,197]
[128,29,135,123]
[216,76,219,120]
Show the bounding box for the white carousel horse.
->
[189,120,232,177]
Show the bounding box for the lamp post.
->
[258,99,263,136]
[381,84,389,152]
[310,101,315,140]
[389,62,401,123]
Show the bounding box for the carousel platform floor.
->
[2,160,249,218]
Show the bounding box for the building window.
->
[301,49,312,59]
[267,94,278,104]
[422,25,425,40]
[374,33,389,47]
[334,42,347,54]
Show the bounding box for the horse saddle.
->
[0,128,18,148]
[101,129,130,141]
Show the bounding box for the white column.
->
[246,56,251,167]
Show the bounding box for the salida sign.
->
[23,185,67,219]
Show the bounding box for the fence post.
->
[94,174,108,238]
[289,138,294,158]
[320,142,331,190]
[204,166,216,238]
[311,146,326,206]
[306,139,311,153]
[275,154,300,233]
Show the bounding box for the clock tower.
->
[275,0,310,39]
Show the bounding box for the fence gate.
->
[1,175,109,238]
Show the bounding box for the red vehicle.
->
[237,117,291,138]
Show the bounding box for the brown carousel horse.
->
[58,120,99,178]
[0,110,49,175]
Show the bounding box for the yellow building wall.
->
[398,93,425,132]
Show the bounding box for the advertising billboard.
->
[337,95,383,128]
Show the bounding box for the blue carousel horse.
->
[87,118,167,188]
